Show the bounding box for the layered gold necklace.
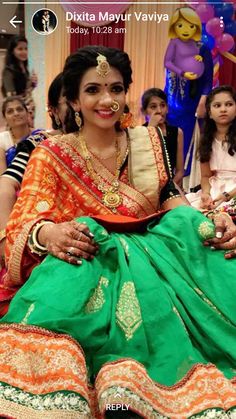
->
[80,133,125,212]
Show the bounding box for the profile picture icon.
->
[31,9,58,35]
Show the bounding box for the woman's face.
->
[144,96,168,124]
[4,100,29,129]
[209,92,236,125]
[72,66,126,131]
[174,17,197,41]
[13,41,28,62]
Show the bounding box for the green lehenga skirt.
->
[0,206,236,418]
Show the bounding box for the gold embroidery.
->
[116,282,142,340]
[0,383,91,416]
[35,200,50,212]
[198,221,215,240]
[85,276,109,314]
[21,303,35,325]
[96,360,236,419]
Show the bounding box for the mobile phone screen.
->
[0,1,178,129]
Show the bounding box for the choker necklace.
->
[80,133,123,212]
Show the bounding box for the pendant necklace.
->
[80,133,124,212]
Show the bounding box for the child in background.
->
[196,85,236,210]
[141,87,184,186]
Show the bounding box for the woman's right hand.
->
[38,221,99,265]
[183,72,198,80]
[200,193,213,209]
[148,112,163,127]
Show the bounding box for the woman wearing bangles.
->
[1,46,236,418]
[0,73,70,307]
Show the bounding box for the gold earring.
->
[119,111,135,129]
[110,101,120,112]
[55,115,61,127]
[75,111,82,128]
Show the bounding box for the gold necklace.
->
[80,133,123,212]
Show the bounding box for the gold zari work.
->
[116,282,142,340]
[198,221,215,240]
[85,277,109,313]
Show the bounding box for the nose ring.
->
[110,100,120,112]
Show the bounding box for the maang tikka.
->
[96,54,111,78]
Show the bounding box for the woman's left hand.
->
[204,212,236,259]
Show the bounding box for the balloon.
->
[201,33,215,50]
[196,4,214,23]
[214,3,234,21]
[206,18,224,38]
[216,33,235,53]
[225,20,236,37]
[211,47,219,59]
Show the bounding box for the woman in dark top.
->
[141,87,184,186]
[1,35,37,117]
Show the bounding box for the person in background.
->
[1,35,37,123]
[187,85,236,211]
[141,87,184,187]
[0,72,70,293]
[0,96,31,174]
[0,46,235,418]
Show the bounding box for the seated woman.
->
[0,72,70,298]
[141,87,184,187]
[187,85,236,212]
[0,96,32,174]
[0,46,236,418]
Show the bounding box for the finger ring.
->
[67,247,74,256]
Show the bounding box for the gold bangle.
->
[28,220,54,256]
[0,229,6,243]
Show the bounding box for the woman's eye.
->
[190,25,194,29]
[111,85,124,93]
[178,24,182,28]
[85,86,98,94]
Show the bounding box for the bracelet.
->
[27,220,54,256]
[0,229,6,243]
[222,191,231,201]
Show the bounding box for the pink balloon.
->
[216,33,235,53]
[196,4,214,23]
[206,18,224,38]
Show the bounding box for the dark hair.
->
[63,45,132,102]
[2,95,28,117]
[199,85,236,162]
[47,72,77,132]
[1,36,29,97]
[141,88,167,111]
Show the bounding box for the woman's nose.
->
[99,92,113,107]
